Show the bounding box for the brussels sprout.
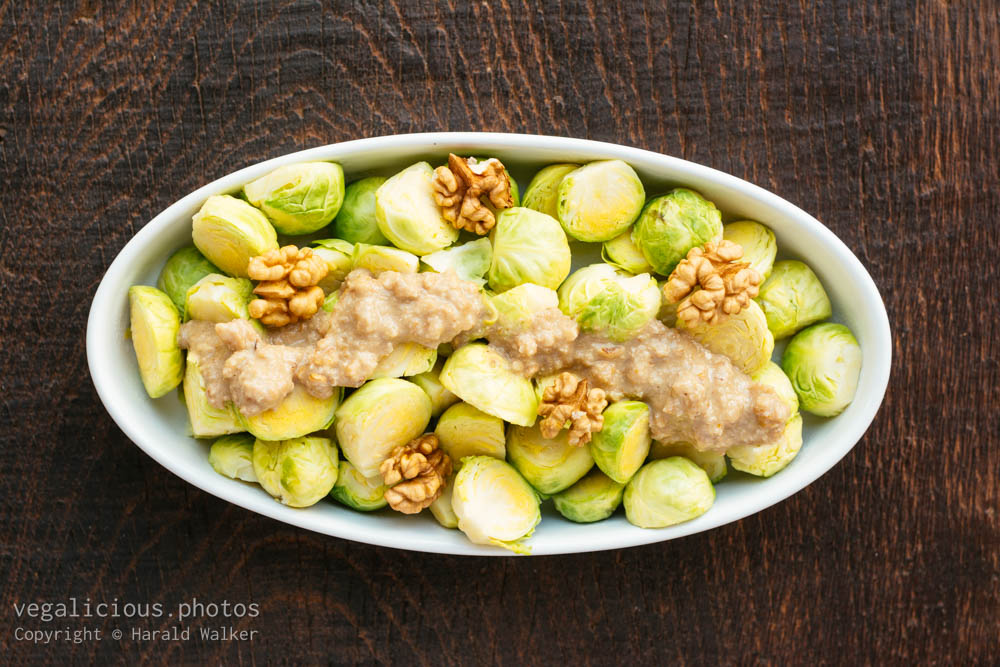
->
[439,343,538,426]
[408,360,460,417]
[552,469,625,523]
[521,163,579,218]
[756,260,833,340]
[421,238,492,286]
[723,221,777,279]
[556,160,645,242]
[311,239,354,293]
[182,354,242,438]
[434,402,506,462]
[751,361,799,415]
[624,457,715,528]
[429,473,459,528]
[333,176,390,245]
[330,460,389,512]
[334,378,432,478]
[375,162,459,255]
[208,434,256,482]
[157,246,219,317]
[452,456,541,553]
[677,300,774,375]
[506,423,595,494]
[243,162,345,235]
[322,289,340,312]
[557,264,661,341]
[487,207,571,293]
[657,292,678,327]
[192,195,278,278]
[128,286,184,398]
[370,343,438,379]
[602,230,654,274]
[184,273,254,323]
[728,413,803,477]
[237,385,341,442]
[649,441,727,483]
[588,400,652,484]
[632,188,722,275]
[782,323,862,417]
[352,243,419,274]
[489,283,559,335]
[252,436,338,508]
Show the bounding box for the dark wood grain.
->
[1,1,997,664]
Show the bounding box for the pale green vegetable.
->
[330,460,389,512]
[421,238,492,286]
[632,188,722,275]
[333,176,390,245]
[243,162,345,235]
[588,400,651,484]
[677,300,774,374]
[182,354,242,438]
[439,343,539,426]
[756,260,833,339]
[552,469,625,523]
[157,246,219,317]
[192,194,278,278]
[452,456,541,553]
[557,264,661,341]
[370,343,437,379]
[184,273,254,323]
[128,286,184,398]
[489,283,559,335]
[556,160,645,242]
[334,378,432,478]
[487,207,571,293]
[657,292,678,327]
[408,360,459,417]
[521,163,579,218]
[782,323,862,417]
[434,402,506,462]
[429,473,459,528]
[375,162,459,255]
[723,221,777,279]
[252,436,338,508]
[602,230,654,274]
[322,289,340,312]
[506,423,595,495]
[311,239,354,293]
[352,243,419,274]
[237,385,341,442]
[752,361,799,415]
[728,413,803,477]
[624,457,715,528]
[209,434,257,482]
[649,441,727,483]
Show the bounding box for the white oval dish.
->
[87,133,891,556]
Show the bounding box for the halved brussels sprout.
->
[588,400,651,484]
[657,291,679,327]
[756,260,833,339]
[408,360,460,417]
[723,221,777,279]
[552,469,625,523]
[782,323,862,417]
[521,163,579,218]
[728,413,803,477]
[429,473,459,528]
[751,361,799,415]
[434,402,506,462]
[487,207,571,293]
[311,239,354,293]
[556,160,645,242]
[352,243,419,274]
[632,188,722,275]
[333,176,390,245]
[330,460,389,512]
[557,264,661,341]
[334,378,432,478]
[489,283,559,335]
[439,343,539,426]
[192,194,278,278]
[243,162,345,235]
[184,273,254,323]
[452,456,541,553]
[182,354,242,438]
[322,289,340,312]
[252,436,338,508]
[375,162,459,255]
[157,246,219,317]
[624,457,715,528]
[677,300,774,375]
[209,434,256,482]
[421,238,492,286]
[506,423,595,495]
[237,384,341,442]
[649,441,727,483]
[128,286,184,398]
[603,230,654,274]
[370,343,437,379]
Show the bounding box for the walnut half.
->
[538,372,608,447]
[431,154,513,235]
[664,240,762,326]
[379,434,453,514]
[247,245,328,327]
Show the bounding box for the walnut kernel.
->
[664,240,762,326]
[538,372,608,447]
[431,154,513,235]
[248,245,328,327]
[379,434,452,514]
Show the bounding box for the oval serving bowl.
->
[87,133,891,556]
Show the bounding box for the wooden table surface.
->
[2,1,997,664]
